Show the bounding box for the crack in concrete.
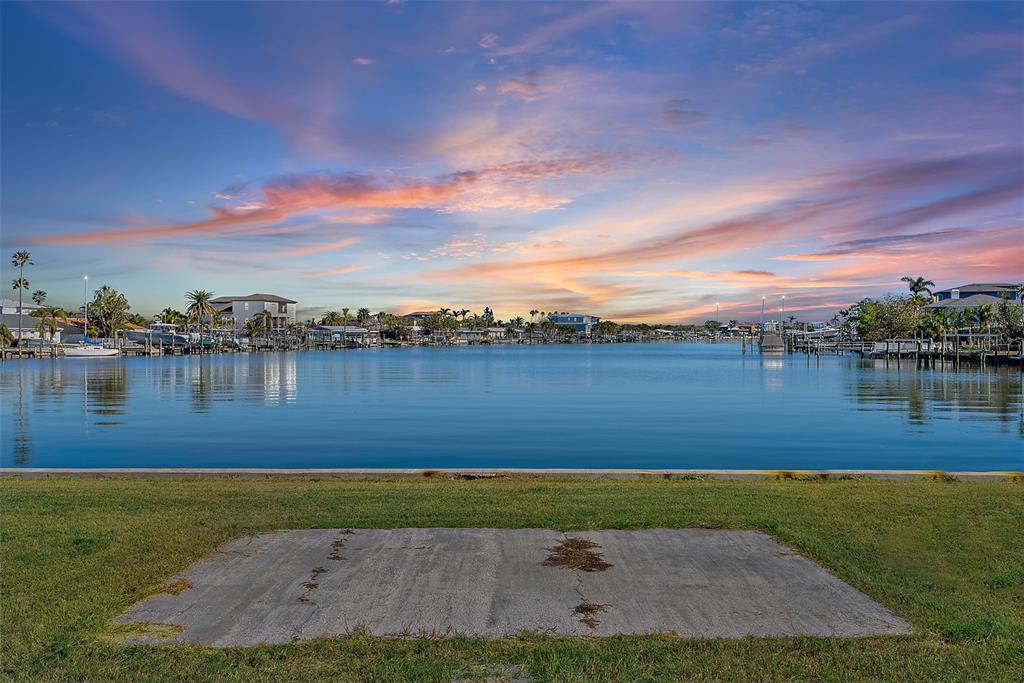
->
[549,533,613,630]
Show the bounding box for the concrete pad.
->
[120,529,910,646]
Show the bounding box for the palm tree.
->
[244,316,265,340]
[976,303,994,335]
[356,308,371,324]
[341,307,351,327]
[901,276,935,299]
[321,311,343,325]
[529,309,538,322]
[88,286,131,337]
[33,306,67,342]
[185,290,216,335]
[257,310,274,335]
[158,308,186,325]
[10,250,32,346]
[32,290,46,306]
[0,323,12,347]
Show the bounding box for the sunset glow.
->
[2,1,1021,321]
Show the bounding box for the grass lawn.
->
[1,477,1022,682]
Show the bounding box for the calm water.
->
[2,344,1021,470]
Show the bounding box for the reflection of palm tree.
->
[14,366,30,464]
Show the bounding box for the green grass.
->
[1,477,1022,682]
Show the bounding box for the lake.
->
[1,344,1021,470]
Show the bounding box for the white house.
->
[0,298,40,316]
[211,294,297,332]
[0,313,61,342]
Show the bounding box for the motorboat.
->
[125,321,192,346]
[65,344,119,358]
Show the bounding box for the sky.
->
[2,1,1022,323]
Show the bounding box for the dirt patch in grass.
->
[573,601,609,629]
[542,538,612,572]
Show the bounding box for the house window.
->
[244,302,250,311]
[278,302,287,313]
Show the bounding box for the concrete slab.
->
[120,528,911,646]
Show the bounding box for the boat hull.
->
[64,346,120,358]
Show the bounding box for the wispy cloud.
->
[33,153,622,245]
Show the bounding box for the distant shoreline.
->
[2,467,1020,482]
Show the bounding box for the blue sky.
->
[2,1,1022,321]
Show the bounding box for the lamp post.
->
[760,296,765,337]
[83,275,89,340]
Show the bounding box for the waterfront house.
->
[456,327,509,343]
[548,313,601,334]
[402,310,445,323]
[924,283,1021,311]
[308,325,378,346]
[0,313,51,342]
[212,294,297,332]
[0,298,41,316]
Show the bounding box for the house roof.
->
[924,294,1006,309]
[0,298,40,309]
[935,283,1020,294]
[314,325,370,333]
[0,313,43,330]
[211,294,297,304]
[403,310,443,317]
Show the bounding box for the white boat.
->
[65,344,119,358]
[65,276,120,357]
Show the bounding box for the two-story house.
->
[212,294,297,332]
[548,312,601,334]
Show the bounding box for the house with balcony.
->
[548,312,600,334]
[212,294,297,332]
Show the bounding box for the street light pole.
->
[760,296,765,336]
[83,275,89,340]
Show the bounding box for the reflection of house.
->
[924,283,1021,311]
[548,313,600,334]
[212,294,297,331]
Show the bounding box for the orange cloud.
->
[33,155,615,246]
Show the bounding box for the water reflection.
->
[849,360,1023,432]
[1,347,1021,470]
